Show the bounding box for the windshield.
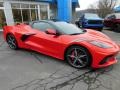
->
[54,22,85,35]
[85,13,99,19]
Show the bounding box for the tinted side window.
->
[107,15,116,19]
[32,22,54,32]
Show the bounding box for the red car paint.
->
[104,19,120,27]
[3,23,120,68]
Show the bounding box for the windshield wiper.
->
[70,33,82,35]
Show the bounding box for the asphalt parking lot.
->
[0,30,120,90]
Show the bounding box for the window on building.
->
[50,4,57,19]
[0,9,6,29]
[31,9,38,21]
[11,3,49,24]
[0,2,3,7]
[12,3,22,24]
[12,9,22,23]
[11,3,20,9]
[22,9,31,22]
[30,5,37,8]
[40,5,48,19]
[21,4,29,8]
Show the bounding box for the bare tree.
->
[98,0,117,17]
[88,0,118,18]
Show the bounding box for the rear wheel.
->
[115,24,120,32]
[112,24,120,32]
[65,46,91,69]
[6,34,18,50]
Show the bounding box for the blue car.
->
[75,13,104,31]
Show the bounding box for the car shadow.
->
[18,48,93,70]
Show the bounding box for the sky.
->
[76,0,99,11]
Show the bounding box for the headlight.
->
[89,41,112,48]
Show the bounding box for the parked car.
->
[75,13,104,31]
[104,13,120,32]
[3,20,119,69]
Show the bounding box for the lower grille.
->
[99,55,114,65]
[88,20,102,24]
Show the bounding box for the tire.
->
[75,21,80,28]
[6,34,18,50]
[116,24,120,33]
[78,23,80,28]
[97,28,103,32]
[112,24,120,32]
[65,46,91,69]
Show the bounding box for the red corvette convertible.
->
[3,20,120,69]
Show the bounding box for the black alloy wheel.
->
[6,34,18,50]
[65,46,91,69]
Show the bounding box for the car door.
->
[25,21,64,58]
[104,15,116,27]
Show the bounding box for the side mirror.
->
[45,29,57,35]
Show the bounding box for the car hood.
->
[63,29,116,46]
[85,29,111,41]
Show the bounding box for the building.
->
[0,0,79,30]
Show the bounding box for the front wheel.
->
[97,28,103,32]
[65,46,91,69]
[6,34,18,50]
